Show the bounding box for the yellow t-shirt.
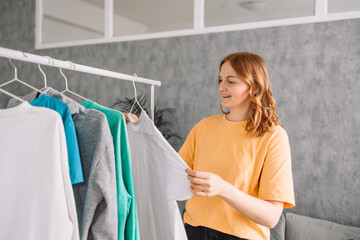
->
[178,114,295,240]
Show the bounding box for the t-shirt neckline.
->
[222,114,249,126]
[0,101,31,117]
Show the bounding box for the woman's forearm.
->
[219,181,283,229]
[185,168,283,228]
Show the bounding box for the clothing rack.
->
[0,46,161,121]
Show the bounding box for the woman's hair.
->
[219,52,283,136]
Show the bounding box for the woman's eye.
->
[218,79,222,83]
[228,81,234,84]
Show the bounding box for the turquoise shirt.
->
[31,94,84,184]
[81,100,139,240]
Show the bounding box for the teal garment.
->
[31,94,84,184]
[81,100,139,240]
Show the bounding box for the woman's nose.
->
[218,83,226,92]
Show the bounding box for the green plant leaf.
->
[112,92,182,142]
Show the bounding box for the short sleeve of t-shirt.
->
[63,109,84,185]
[178,124,198,170]
[258,127,295,208]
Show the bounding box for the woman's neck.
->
[226,109,250,122]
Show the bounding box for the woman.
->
[179,52,295,240]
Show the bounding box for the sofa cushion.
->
[270,213,286,240]
[285,212,360,240]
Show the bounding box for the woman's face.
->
[218,61,250,111]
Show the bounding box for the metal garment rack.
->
[0,46,161,121]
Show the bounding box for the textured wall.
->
[1,0,359,228]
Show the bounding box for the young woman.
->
[179,52,295,240]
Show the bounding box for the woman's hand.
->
[185,168,228,197]
[185,168,284,228]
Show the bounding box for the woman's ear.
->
[250,88,259,97]
[253,86,261,97]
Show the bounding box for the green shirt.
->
[81,100,139,240]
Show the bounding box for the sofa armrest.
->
[285,212,360,240]
[270,213,286,240]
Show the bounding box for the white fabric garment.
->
[0,102,79,240]
[127,110,193,240]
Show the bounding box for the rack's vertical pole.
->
[35,0,43,49]
[194,0,205,29]
[105,0,113,39]
[315,0,328,16]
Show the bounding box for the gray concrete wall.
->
[1,0,359,228]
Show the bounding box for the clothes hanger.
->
[0,88,25,103]
[39,56,53,91]
[128,73,145,122]
[60,61,87,101]
[0,52,43,94]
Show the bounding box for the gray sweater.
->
[8,88,118,240]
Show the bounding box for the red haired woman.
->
[179,52,295,240]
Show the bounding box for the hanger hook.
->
[38,55,53,90]
[129,73,144,117]
[38,64,47,88]
[132,73,138,101]
[8,59,17,79]
[8,52,28,79]
[59,68,68,91]
[63,60,75,92]
[129,74,137,115]
[59,61,71,92]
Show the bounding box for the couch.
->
[270,212,360,240]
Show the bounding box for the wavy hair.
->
[219,52,283,136]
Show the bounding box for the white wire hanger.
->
[39,56,53,91]
[60,61,87,101]
[0,52,43,94]
[128,73,144,123]
[0,88,25,103]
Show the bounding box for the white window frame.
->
[35,0,360,50]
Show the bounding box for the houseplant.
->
[112,92,182,142]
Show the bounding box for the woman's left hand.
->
[185,168,228,197]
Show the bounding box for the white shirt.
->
[0,102,79,240]
[127,110,193,240]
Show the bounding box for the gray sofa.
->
[270,212,360,240]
